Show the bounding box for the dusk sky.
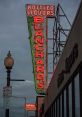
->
[0,0,81,116]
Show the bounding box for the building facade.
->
[43,1,82,117]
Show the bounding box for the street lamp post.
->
[4,51,14,117]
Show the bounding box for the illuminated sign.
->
[24,104,36,111]
[34,16,45,90]
[26,4,55,94]
[26,4,55,16]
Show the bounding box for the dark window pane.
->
[53,102,55,117]
[64,90,67,117]
[68,83,72,117]
[60,95,62,117]
[55,102,56,117]
[74,74,80,117]
[57,98,59,117]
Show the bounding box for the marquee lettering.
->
[33,15,45,91]
[34,36,44,44]
[34,43,43,51]
[35,51,44,58]
[34,16,44,23]
[36,59,44,65]
[37,81,44,89]
[34,23,43,30]
[36,66,44,73]
[27,5,55,17]
[35,30,44,37]
[36,73,44,80]
[26,4,55,93]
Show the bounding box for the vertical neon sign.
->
[26,4,55,94]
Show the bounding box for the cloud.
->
[25,80,34,84]
[12,80,34,89]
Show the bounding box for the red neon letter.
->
[36,65,44,73]
[47,11,51,16]
[27,5,31,10]
[36,73,44,80]
[34,36,44,44]
[34,16,44,23]
[35,30,44,37]
[37,81,44,89]
[34,23,43,30]
[36,59,44,65]
[35,43,43,51]
[35,51,44,58]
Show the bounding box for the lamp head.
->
[4,51,14,69]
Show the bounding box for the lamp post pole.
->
[4,51,27,117]
[5,68,11,117]
[4,51,14,117]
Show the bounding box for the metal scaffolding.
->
[48,4,71,77]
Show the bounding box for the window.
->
[51,104,53,117]
[57,98,59,117]
[64,90,67,117]
[53,102,55,117]
[68,83,72,117]
[74,74,80,117]
[60,94,62,117]
[55,101,57,117]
